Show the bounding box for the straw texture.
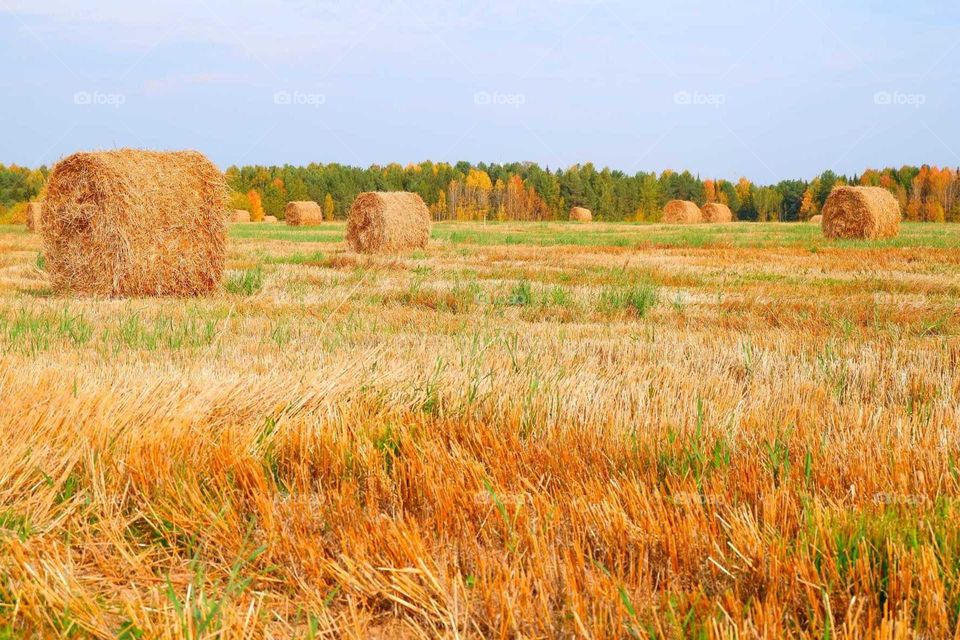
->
[285,201,323,226]
[41,149,227,297]
[26,203,42,232]
[822,186,900,239]
[346,192,431,253]
[702,202,733,223]
[662,200,702,224]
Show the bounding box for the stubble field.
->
[0,221,959,638]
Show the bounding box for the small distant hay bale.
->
[285,201,323,226]
[263,215,278,224]
[26,203,43,232]
[42,149,227,297]
[701,202,732,223]
[346,192,431,253]
[662,200,702,224]
[822,186,900,239]
[809,214,823,224]
[229,210,251,223]
[569,206,592,222]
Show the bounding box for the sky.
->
[1,0,959,182]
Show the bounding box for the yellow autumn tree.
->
[799,188,817,219]
[247,189,264,222]
[323,194,335,220]
[704,179,718,203]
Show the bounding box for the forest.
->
[1,160,957,223]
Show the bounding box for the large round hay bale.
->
[26,202,43,232]
[822,186,900,239]
[285,201,323,226]
[42,149,227,297]
[569,206,592,222]
[809,214,823,224]
[229,210,251,223]
[701,202,732,223]
[263,215,278,224]
[346,192,431,253]
[662,200,702,224]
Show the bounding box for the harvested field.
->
[0,220,959,638]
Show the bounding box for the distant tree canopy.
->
[222,162,960,223]
[2,161,959,223]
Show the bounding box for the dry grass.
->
[662,200,702,224]
[0,221,958,638]
[823,186,901,240]
[701,202,733,223]
[346,192,431,253]
[42,149,227,296]
[285,202,324,226]
[229,210,251,223]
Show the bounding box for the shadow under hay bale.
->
[346,192,431,253]
[569,206,592,222]
[701,202,733,223]
[42,149,227,297]
[822,186,900,240]
[285,201,323,226]
[26,203,43,232]
[662,200,702,224]
[229,210,251,223]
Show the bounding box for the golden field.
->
[0,221,959,638]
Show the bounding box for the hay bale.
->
[701,202,733,223]
[346,192,431,253]
[569,206,592,222]
[285,201,323,226]
[809,215,823,224]
[822,186,900,239]
[42,149,227,297]
[229,210,251,223]
[26,203,43,232]
[662,200,702,224]
[263,215,278,224]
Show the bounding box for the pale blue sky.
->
[2,1,958,182]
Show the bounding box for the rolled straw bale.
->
[263,215,278,224]
[41,149,227,296]
[701,202,733,223]
[26,203,43,232]
[285,201,323,226]
[662,200,702,224]
[822,186,900,239]
[346,192,431,253]
[809,215,823,224]
[569,206,592,222]
[229,210,251,223]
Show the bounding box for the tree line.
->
[1,161,958,223]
